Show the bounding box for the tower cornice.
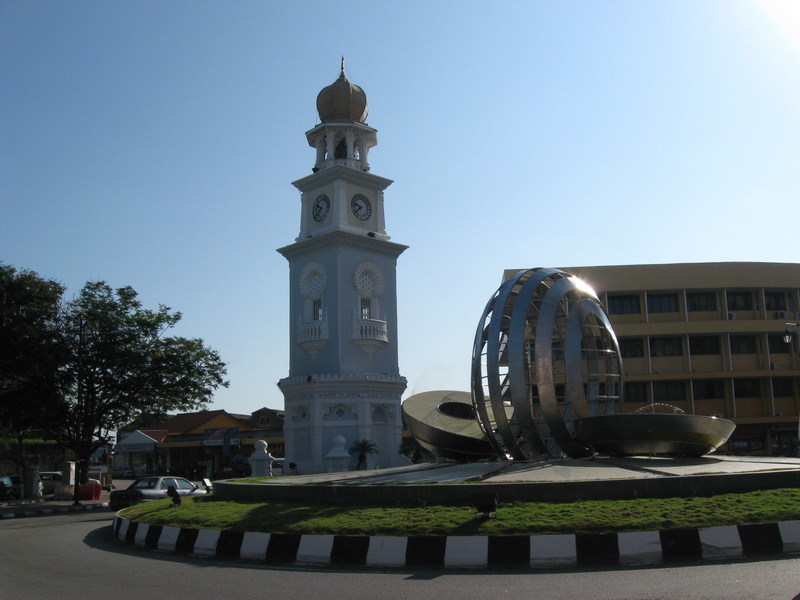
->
[292,164,393,193]
[277,230,408,261]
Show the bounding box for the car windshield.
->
[131,478,159,490]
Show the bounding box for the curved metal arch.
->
[564,299,624,418]
[506,268,562,458]
[484,276,523,458]
[533,276,592,458]
[470,268,625,460]
[470,285,505,456]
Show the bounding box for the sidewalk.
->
[0,490,110,519]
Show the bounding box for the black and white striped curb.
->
[1,503,109,519]
[112,515,800,569]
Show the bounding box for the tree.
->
[349,439,380,470]
[56,281,229,490]
[0,265,67,493]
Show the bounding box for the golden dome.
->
[315,59,368,124]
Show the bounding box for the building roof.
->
[504,263,800,293]
[140,429,168,443]
[159,410,250,435]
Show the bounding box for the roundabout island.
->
[114,455,800,569]
[112,268,800,569]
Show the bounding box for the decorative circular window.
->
[354,261,385,296]
[299,262,326,298]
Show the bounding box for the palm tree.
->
[349,439,379,470]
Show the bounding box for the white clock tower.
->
[277,62,408,474]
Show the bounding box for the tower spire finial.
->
[339,56,346,79]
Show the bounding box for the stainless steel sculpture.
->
[471,268,624,459]
[402,390,507,461]
[401,267,735,461]
[573,408,736,457]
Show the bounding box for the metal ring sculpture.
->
[471,268,624,460]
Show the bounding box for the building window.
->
[624,382,647,403]
[619,338,644,358]
[650,337,683,357]
[360,297,372,320]
[733,378,760,397]
[768,334,790,354]
[653,381,686,403]
[647,293,679,313]
[727,291,754,311]
[730,335,757,354]
[607,294,641,315]
[312,298,323,321]
[692,379,724,400]
[687,292,717,312]
[764,291,787,312]
[773,378,794,397]
[689,336,721,355]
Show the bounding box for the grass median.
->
[118,487,800,536]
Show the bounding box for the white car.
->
[39,472,63,494]
[109,476,208,510]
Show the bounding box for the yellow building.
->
[531,262,800,456]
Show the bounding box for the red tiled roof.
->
[159,410,249,435]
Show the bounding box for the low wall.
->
[212,469,800,506]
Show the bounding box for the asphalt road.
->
[3,510,800,600]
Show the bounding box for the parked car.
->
[9,474,42,498]
[112,466,135,479]
[109,476,208,510]
[39,471,63,494]
[0,475,16,501]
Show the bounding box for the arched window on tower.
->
[360,297,372,320]
[352,262,388,353]
[334,138,347,159]
[313,298,324,321]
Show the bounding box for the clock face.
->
[312,195,330,222]
[351,194,372,221]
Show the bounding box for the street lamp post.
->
[784,322,800,452]
[782,322,798,345]
[72,315,85,506]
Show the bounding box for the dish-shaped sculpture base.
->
[573,413,736,457]
[402,391,509,461]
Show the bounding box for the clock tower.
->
[277,62,408,474]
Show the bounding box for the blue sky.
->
[2,1,799,415]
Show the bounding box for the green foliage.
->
[0,264,66,436]
[122,488,800,536]
[0,264,229,483]
[349,439,379,470]
[57,281,229,473]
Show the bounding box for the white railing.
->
[298,320,329,356]
[299,320,328,342]
[352,318,388,342]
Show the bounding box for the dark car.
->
[0,475,16,501]
[9,474,42,499]
[112,465,135,479]
[109,476,208,510]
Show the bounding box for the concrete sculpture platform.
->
[212,455,800,506]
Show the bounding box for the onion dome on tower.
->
[306,59,377,173]
[316,57,369,124]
